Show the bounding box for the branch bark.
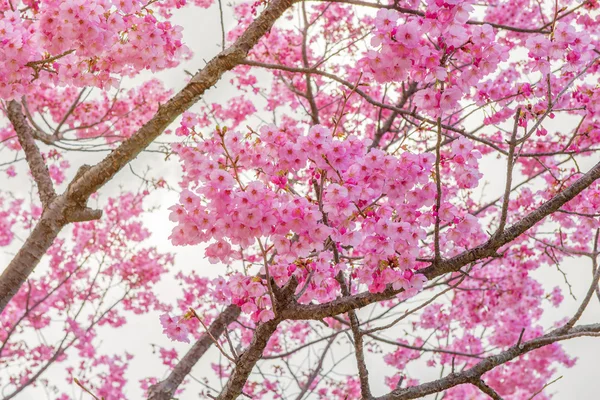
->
[0,196,80,313]
[471,378,504,400]
[6,100,56,207]
[216,319,280,400]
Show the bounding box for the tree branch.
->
[242,60,470,136]
[493,108,520,238]
[434,117,443,263]
[308,0,563,34]
[293,335,337,400]
[369,82,418,150]
[558,244,600,333]
[337,273,372,398]
[471,378,504,400]
[300,2,321,125]
[6,100,56,207]
[216,319,280,400]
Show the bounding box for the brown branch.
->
[257,239,278,315]
[337,272,372,398]
[493,108,521,238]
[74,378,102,400]
[558,241,600,333]
[20,98,60,145]
[53,87,87,137]
[25,49,75,67]
[300,2,320,125]
[369,82,418,150]
[262,330,344,359]
[189,307,238,363]
[593,231,600,305]
[242,60,468,135]
[148,305,240,400]
[368,334,484,359]
[362,277,464,335]
[434,117,443,263]
[6,100,56,207]
[216,319,280,400]
[471,378,504,400]
[527,376,563,400]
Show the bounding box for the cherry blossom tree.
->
[1,0,600,399]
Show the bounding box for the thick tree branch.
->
[216,319,280,400]
[0,197,73,313]
[148,305,241,400]
[471,378,504,400]
[6,100,56,207]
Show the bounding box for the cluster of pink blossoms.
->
[0,0,192,98]
[167,122,484,324]
[0,197,20,246]
[154,0,600,396]
[525,22,595,74]
[364,1,509,116]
